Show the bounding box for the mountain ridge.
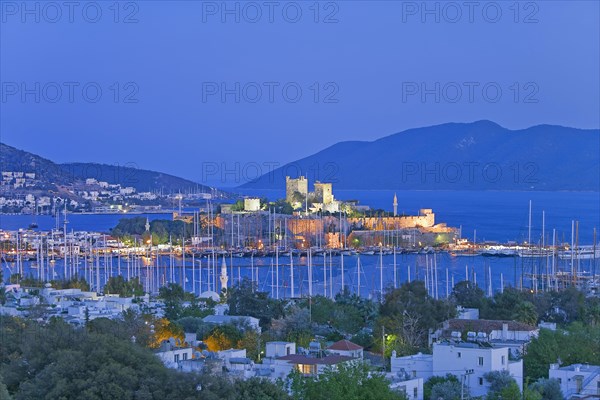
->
[240,120,600,191]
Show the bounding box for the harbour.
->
[2,188,598,300]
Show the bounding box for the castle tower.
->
[220,256,228,293]
[393,193,398,217]
[314,181,334,204]
[286,176,308,204]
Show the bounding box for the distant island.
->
[241,120,600,191]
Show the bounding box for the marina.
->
[2,189,599,299]
[2,227,598,300]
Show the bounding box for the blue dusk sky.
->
[1,1,598,187]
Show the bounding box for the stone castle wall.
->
[348,209,435,230]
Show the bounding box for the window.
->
[413,387,418,398]
[297,364,316,375]
[183,353,188,361]
[478,357,484,366]
[557,378,562,384]
[479,377,484,385]
[412,370,417,378]
[174,354,180,363]
[501,356,505,365]
[457,352,462,358]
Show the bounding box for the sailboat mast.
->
[393,247,397,289]
[357,255,361,297]
[329,250,333,298]
[434,253,439,300]
[290,252,294,298]
[275,244,279,299]
[340,252,344,292]
[63,202,68,280]
[379,245,383,302]
[528,200,532,245]
[308,247,313,297]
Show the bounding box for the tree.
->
[111,217,194,245]
[378,281,455,354]
[238,329,262,361]
[0,373,11,400]
[481,288,526,320]
[227,279,284,329]
[17,276,90,291]
[159,283,185,303]
[424,375,460,400]
[150,318,185,348]
[513,301,538,326]
[305,295,368,335]
[159,283,186,320]
[429,381,461,400]
[270,306,313,347]
[203,323,244,352]
[0,316,206,399]
[289,362,406,400]
[526,378,563,400]
[104,276,144,297]
[496,382,521,400]
[555,286,586,322]
[484,370,519,400]
[524,322,600,380]
[231,200,245,212]
[335,288,379,327]
[177,316,206,334]
[233,378,290,400]
[451,281,485,309]
[583,296,600,326]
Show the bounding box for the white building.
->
[266,353,355,379]
[155,341,194,369]
[266,341,296,358]
[244,198,261,212]
[262,341,355,380]
[430,319,538,358]
[391,342,523,398]
[549,363,600,399]
[386,372,424,400]
[327,340,363,359]
[119,187,136,195]
[217,349,254,376]
[218,348,247,365]
[390,351,433,380]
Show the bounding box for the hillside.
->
[241,121,600,191]
[0,142,218,194]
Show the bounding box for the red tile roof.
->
[327,339,363,351]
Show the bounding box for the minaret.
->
[145,218,150,232]
[220,256,228,293]
[393,193,398,217]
